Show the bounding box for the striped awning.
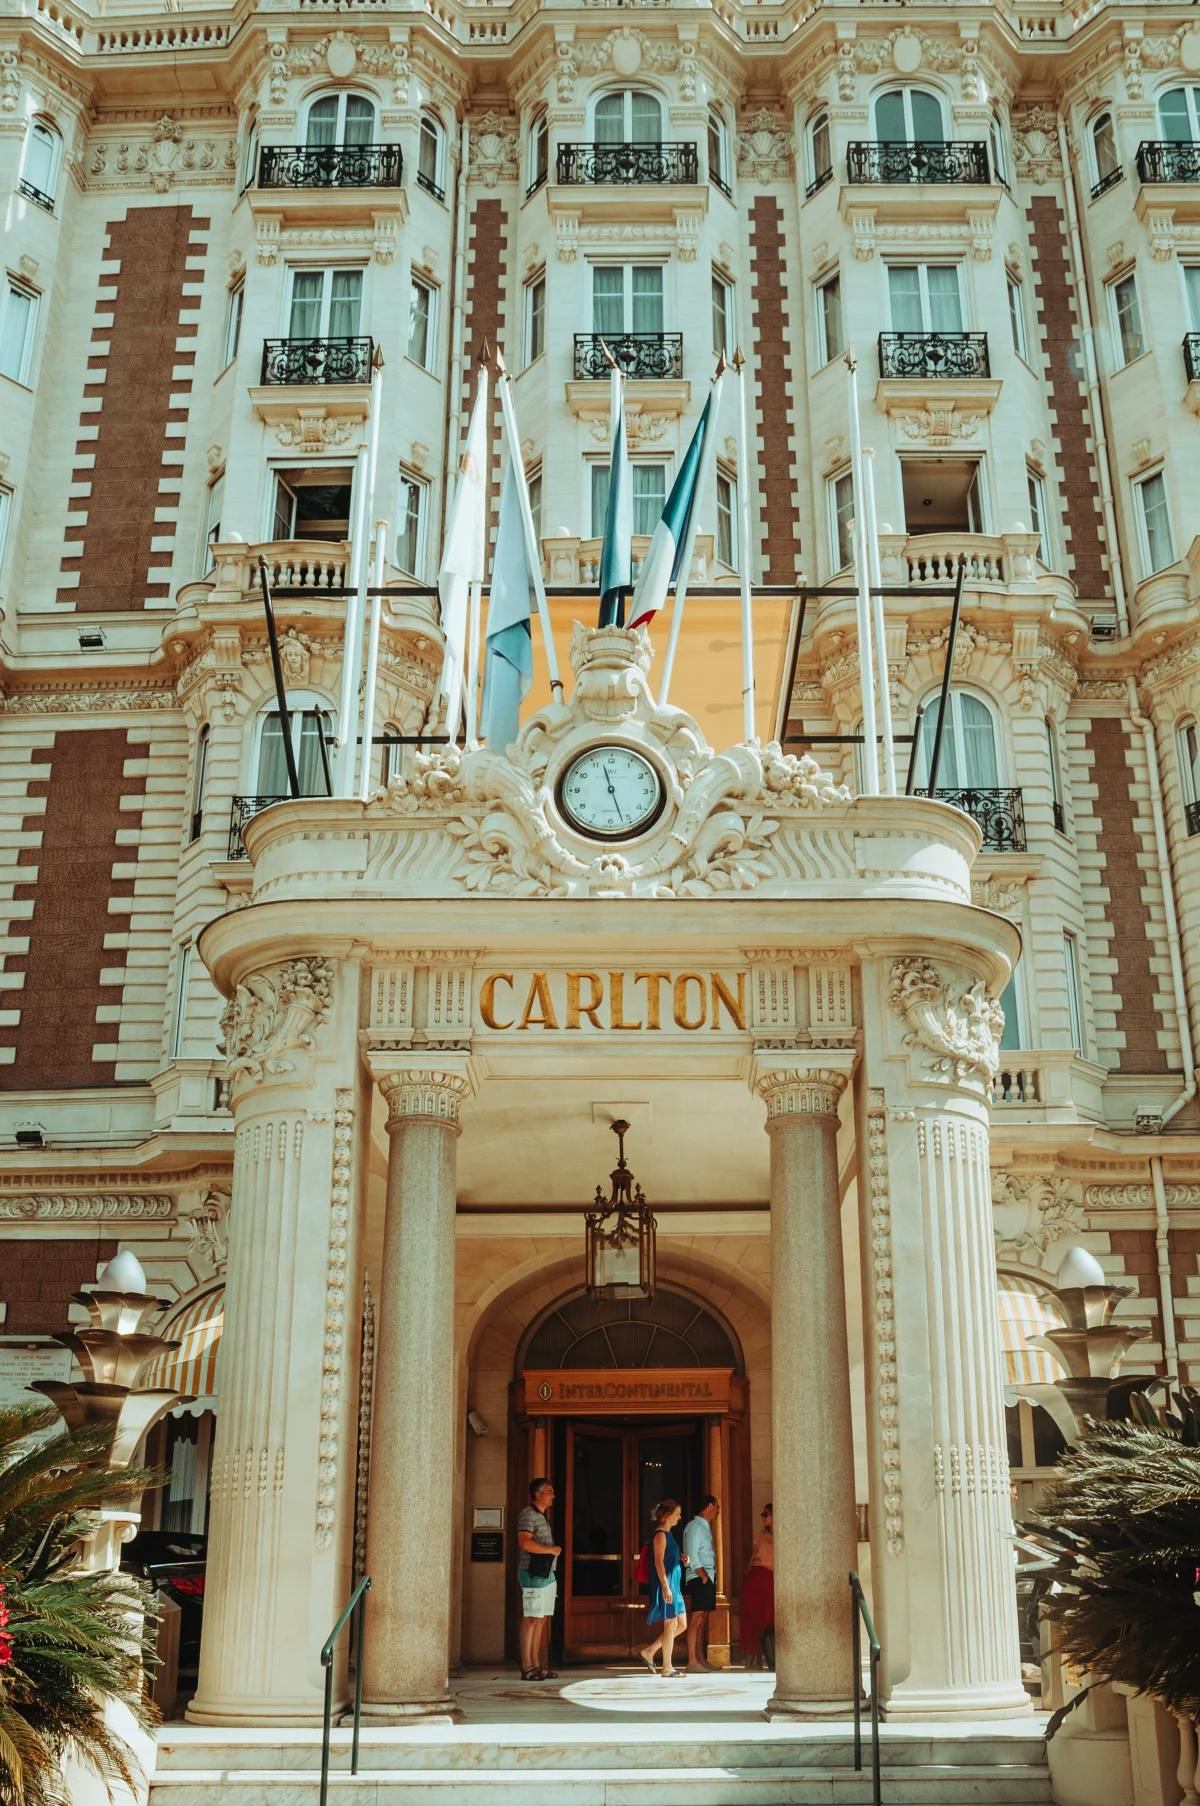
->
[998,1276,1067,1390]
[144,1287,223,1407]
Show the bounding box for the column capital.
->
[374,1062,475,1128]
[752,1056,853,1122]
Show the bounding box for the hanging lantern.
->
[585,1119,656,1300]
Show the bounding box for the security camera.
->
[467,1409,488,1437]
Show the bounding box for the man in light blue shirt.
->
[681,1494,720,1670]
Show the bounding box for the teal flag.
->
[482,460,534,751]
[598,367,632,627]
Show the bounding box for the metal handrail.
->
[319,1574,372,1806]
[850,1571,882,1806]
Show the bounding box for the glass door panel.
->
[570,1429,624,1598]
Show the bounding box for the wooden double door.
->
[562,1418,702,1660]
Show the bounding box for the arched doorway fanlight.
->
[523,1286,741,1373]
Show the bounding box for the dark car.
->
[122,1529,207,1687]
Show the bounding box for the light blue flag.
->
[482,460,535,751]
[598,365,632,627]
[628,387,720,630]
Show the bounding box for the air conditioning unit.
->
[1090,615,1118,641]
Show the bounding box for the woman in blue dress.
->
[639,1498,688,1677]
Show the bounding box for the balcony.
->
[1136,141,1200,183]
[916,786,1027,852]
[875,332,1000,424]
[260,336,374,386]
[229,795,285,860]
[847,141,989,184]
[1187,800,1200,838]
[557,142,698,185]
[257,144,403,190]
[879,332,990,379]
[18,177,55,212]
[1134,143,1200,244]
[573,332,683,381]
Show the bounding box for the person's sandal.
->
[520,1668,540,1680]
[538,1668,559,1679]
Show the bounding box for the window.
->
[418,113,445,199]
[525,273,546,366]
[528,110,549,195]
[306,92,376,149]
[1183,263,1200,330]
[171,942,193,1061]
[807,111,832,194]
[874,87,945,142]
[395,470,428,576]
[0,484,11,578]
[1108,272,1145,366]
[828,469,855,572]
[240,116,259,190]
[1090,112,1120,195]
[223,280,244,368]
[190,726,209,842]
[816,272,843,364]
[593,90,662,145]
[1158,86,1200,141]
[888,262,963,332]
[380,725,405,785]
[711,272,734,357]
[1134,468,1175,575]
[590,461,666,537]
[989,112,1009,186]
[270,465,353,541]
[254,697,334,796]
[915,690,1000,788]
[900,457,984,533]
[20,120,60,209]
[1,279,39,384]
[200,473,224,571]
[716,469,737,568]
[1062,930,1084,1053]
[1178,718,1200,827]
[998,973,1024,1051]
[288,267,363,340]
[1026,466,1049,564]
[1046,715,1066,833]
[591,263,663,336]
[1007,273,1027,360]
[527,467,543,544]
[408,276,436,368]
[708,107,730,194]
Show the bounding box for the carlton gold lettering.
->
[609,971,642,1031]
[566,971,604,1029]
[636,971,671,1030]
[479,972,515,1031]
[710,971,747,1031]
[518,972,559,1030]
[673,972,707,1031]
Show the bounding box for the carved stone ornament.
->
[888,956,1003,1086]
[0,1193,174,1221]
[1011,105,1063,183]
[273,409,357,455]
[181,1185,230,1275]
[87,115,236,193]
[992,1172,1084,1260]
[220,957,334,1090]
[736,108,793,182]
[469,111,518,188]
[378,1068,472,1125]
[368,626,852,900]
[897,407,985,447]
[755,1066,848,1120]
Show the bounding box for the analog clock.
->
[556,745,666,841]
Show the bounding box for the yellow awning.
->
[144,1286,223,1403]
[998,1276,1066,1388]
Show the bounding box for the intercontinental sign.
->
[478,969,748,1033]
[522,1368,739,1415]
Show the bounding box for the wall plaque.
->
[471,1530,505,1563]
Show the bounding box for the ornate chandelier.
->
[585,1119,656,1300]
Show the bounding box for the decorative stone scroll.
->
[315,1091,354,1550]
[220,956,334,1090]
[0,1193,174,1221]
[888,957,1002,1087]
[755,1066,848,1121]
[378,1068,472,1126]
[867,1092,903,1554]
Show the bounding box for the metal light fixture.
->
[585,1119,656,1300]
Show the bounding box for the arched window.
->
[1089,111,1119,194]
[707,105,730,193]
[418,111,446,198]
[379,723,405,786]
[306,92,376,149]
[240,114,259,190]
[1158,85,1200,141]
[20,119,61,210]
[253,694,334,797]
[873,86,946,143]
[915,690,1001,789]
[807,110,832,194]
[593,89,662,146]
[527,108,549,194]
[1178,716,1200,832]
[989,110,1009,185]
[522,1285,741,1373]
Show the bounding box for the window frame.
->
[1026,465,1049,565]
[251,690,335,796]
[827,467,855,575]
[190,725,209,843]
[1107,270,1146,367]
[898,453,987,535]
[417,111,446,199]
[0,483,11,583]
[527,109,549,195]
[708,105,731,194]
[240,116,260,191]
[1177,716,1200,812]
[526,465,543,545]
[989,110,1009,186]
[1062,929,1085,1053]
[170,941,193,1062]
[588,456,669,538]
[200,471,224,574]
[589,261,665,336]
[816,270,843,365]
[807,110,833,194]
[285,265,365,340]
[1046,714,1066,834]
[915,687,1003,789]
[20,118,61,209]
[1132,466,1175,576]
[304,90,378,150]
[711,269,735,358]
[715,467,737,569]
[872,85,947,142]
[223,278,244,369]
[408,273,438,369]
[590,88,664,145]
[886,260,965,333]
[1089,111,1120,196]
[1007,271,1028,361]
[1157,85,1200,142]
[395,468,429,577]
[1,277,40,386]
[524,270,546,367]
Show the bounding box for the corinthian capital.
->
[754,1065,849,1121]
[377,1066,473,1127]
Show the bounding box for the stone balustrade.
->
[541,532,716,589]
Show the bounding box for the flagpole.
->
[466,577,482,743]
[862,445,897,797]
[336,348,384,796]
[661,355,725,706]
[733,347,757,745]
[844,348,878,795]
[358,518,388,802]
[435,353,489,738]
[496,350,562,698]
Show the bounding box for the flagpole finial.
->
[731,345,746,373]
[473,337,493,371]
[371,343,385,373]
[714,350,729,379]
[494,344,508,377]
[843,346,859,374]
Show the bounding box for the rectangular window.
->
[1179,719,1200,809]
[1026,467,1049,564]
[887,263,963,333]
[1134,468,1175,575]
[828,469,855,572]
[998,974,1023,1052]
[190,726,209,842]
[171,942,193,1062]
[591,264,664,336]
[0,485,10,577]
[1108,272,1145,366]
[816,273,843,364]
[525,274,546,366]
[1007,273,1027,360]
[395,471,427,575]
[1062,931,1084,1053]
[287,267,363,340]
[716,470,737,568]
[408,277,436,368]
[527,467,543,544]
[1184,263,1200,332]
[1,279,39,384]
[269,465,353,541]
[590,461,666,537]
[711,272,734,358]
[200,473,224,573]
[223,281,244,367]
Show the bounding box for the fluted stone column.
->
[755,1059,858,1717]
[361,1063,473,1720]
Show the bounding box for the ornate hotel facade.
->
[2,0,1200,1775]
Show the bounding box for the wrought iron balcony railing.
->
[805,166,834,199]
[847,140,989,184]
[416,169,445,201]
[1090,166,1123,200]
[916,786,1027,852]
[260,336,374,385]
[878,331,991,379]
[1052,800,1067,835]
[18,177,55,211]
[574,332,683,381]
[1136,140,1200,183]
[556,141,699,185]
[229,794,285,860]
[257,143,403,189]
[1187,799,1200,838]
[1185,334,1200,383]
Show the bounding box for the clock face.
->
[556,745,666,841]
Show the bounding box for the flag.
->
[597,364,632,628]
[436,369,489,733]
[482,459,535,751]
[628,387,721,630]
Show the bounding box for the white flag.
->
[437,369,489,733]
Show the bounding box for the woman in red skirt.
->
[739,1502,774,1670]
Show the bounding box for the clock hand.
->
[603,763,624,822]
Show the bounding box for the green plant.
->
[0,1404,161,1806]
[1023,1385,1200,1737]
